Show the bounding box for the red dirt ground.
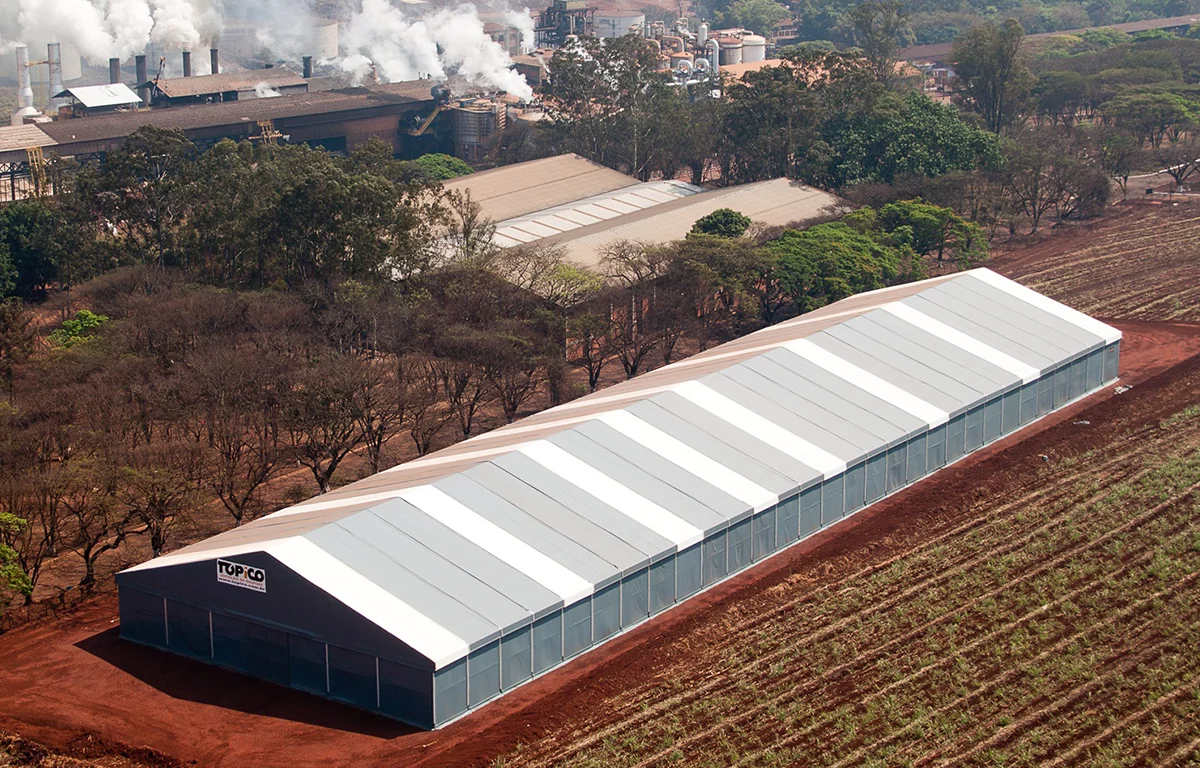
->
[1,317,1199,768]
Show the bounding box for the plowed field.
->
[992,204,1200,323]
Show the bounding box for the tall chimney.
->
[182,50,192,77]
[47,43,65,112]
[210,47,219,75]
[12,44,34,125]
[135,54,148,104]
[302,55,313,79]
[109,57,121,84]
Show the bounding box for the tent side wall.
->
[116,551,438,729]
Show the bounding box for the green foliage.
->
[952,19,1035,135]
[48,309,109,349]
[0,512,33,607]
[768,219,906,313]
[878,199,988,270]
[692,208,752,238]
[414,153,475,181]
[715,0,790,35]
[0,199,66,299]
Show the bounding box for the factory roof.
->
[147,67,308,98]
[37,83,436,147]
[492,179,704,248]
[54,83,143,109]
[442,153,640,221]
[543,177,840,267]
[0,124,58,153]
[121,268,1122,669]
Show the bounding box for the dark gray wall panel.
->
[676,544,702,599]
[166,599,211,660]
[533,612,562,675]
[434,657,468,725]
[702,530,728,585]
[500,626,532,690]
[380,658,433,728]
[119,588,165,648]
[727,518,752,573]
[821,475,844,525]
[621,568,650,627]
[777,497,800,544]
[906,434,927,483]
[800,485,822,536]
[845,462,866,512]
[563,598,592,658]
[468,641,500,707]
[289,634,327,694]
[752,506,776,560]
[865,453,887,503]
[328,645,376,710]
[593,582,621,641]
[649,556,676,614]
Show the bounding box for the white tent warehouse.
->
[116,268,1122,730]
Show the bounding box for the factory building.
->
[143,67,310,107]
[116,268,1123,729]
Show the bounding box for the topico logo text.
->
[216,559,267,593]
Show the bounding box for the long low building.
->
[116,268,1121,729]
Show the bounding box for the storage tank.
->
[718,37,742,66]
[670,51,694,66]
[698,22,708,48]
[594,10,645,38]
[742,34,766,63]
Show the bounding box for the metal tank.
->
[718,37,742,66]
[698,22,708,48]
[594,10,645,38]
[741,34,766,63]
[47,43,65,112]
[12,44,39,125]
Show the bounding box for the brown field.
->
[3,204,1200,768]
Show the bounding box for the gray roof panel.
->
[953,276,1105,352]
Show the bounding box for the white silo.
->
[12,44,39,125]
[742,34,766,63]
[698,22,708,48]
[594,10,646,38]
[718,37,742,65]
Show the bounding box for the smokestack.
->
[210,48,219,75]
[302,55,313,79]
[47,43,65,112]
[109,57,121,84]
[135,54,148,104]
[182,50,192,77]
[12,44,34,126]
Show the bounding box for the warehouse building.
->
[116,268,1122,729]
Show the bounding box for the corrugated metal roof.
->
[0,124,57,153]
[540,177,840,267]
[37,83,434,146]
[149,67,307,98]
[442,154,640,222]
[122,269,1121,670]
[56,83,143,108]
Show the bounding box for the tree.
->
[879,199,988,272]
[769,220,904,313]
[1103,91,1194,147]
[0,512,34,609]
[1094,129,1143,200]
[718,0,791,36]
[0,199,64,299]
[1153,138,1200,192]
[415,153,474,181]
[847,0,913,85]
[284,358,367,493]
[0,300,35,402]
[47,309,107,349]
[1033,70,1090,129]
[692,208,752,238]
[951,20,1035,134]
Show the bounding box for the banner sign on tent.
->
[217,559,267,593]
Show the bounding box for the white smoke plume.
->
[1,0,536,99]
[342,0,533,98]
[254,80,281,97]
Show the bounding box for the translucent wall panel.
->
[822,475,844,525]
[1019,382,1038,425]
[752,507,776,560]
[865,453,886,502]
[533,612,562,674]
[621,568,650,627]
[500,625,532,690]
[467,641,500,707]
[1086,349,1103,391]
[965,406,984,451]
[593,582,621,641]
[886,445,907,493]
[702,530,728,585]
[1104,342,1120,381]
[1002,389,1020,433]
[676,544,702,598]
[983,398,1003,443]
[649,556,676,614]
[906,434,927,482]
[926,426,947,470]
[1053,367,1070,408]
[434,657,468,724]
[1070,357,1087,399]
[288,634,327,694]
[563,598,592,658]
[777,496,800,545]
[800,485,822,536]
[845,463,866,513]
[165,599,211,660]
[1037,375,1053,416]
[727,518,752,573]
[946,414,966,463]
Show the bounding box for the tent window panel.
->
[533,611,562,674]
[1002,389,1020,434]
[1104,342,1120,382]
[1037,375,1054,416]
[777,495,800,544]
[433,657,468,725]
[211,613,249,673]
[500,625,532,690]
[752,506,776,560]
[288,634,327,694]
[676,544,702,598]
[165,599,211,660]
[621,568,649,628]
[702,530,728,586]
[946,414,967,463]
[649,555,676,614]
[380,658,433,728]
[328,645,377,711]
[906,433,928,482]
[246,623,289,684]
[727,518,752,573]
[983,398,1003,443]
[563,598,592,658]
[821,475,844,526]
[845,462,866,512]
[886,445,908,493]
[865,452,887,502]
[593,581,621,642]
[1086,349,1103,391]
[1019,382,1038,425]
[1070,357,1088,399]
[926,426,947,471]
[965,406,984,451]
[120,589,166,648]
[1053,367,1071,408]
[467,641,501,707]
[800,485,822,536]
